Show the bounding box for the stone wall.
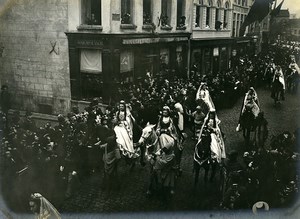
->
[0,0,70,114]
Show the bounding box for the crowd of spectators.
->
[0,41,299,212]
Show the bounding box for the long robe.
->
[114,110,139,158]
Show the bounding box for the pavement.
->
[58,87,300,213]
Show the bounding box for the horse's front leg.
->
[194,162,200,186]
[210,162,217,183]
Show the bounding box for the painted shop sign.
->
[123,37,188,45]
[77,40,103,47]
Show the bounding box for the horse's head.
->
[138,123,156,145]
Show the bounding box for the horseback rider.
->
[237,87,260,132]
[156,106,179,144]
[114,100,139,159]
[271,65,285,101]
[198,111,226,164]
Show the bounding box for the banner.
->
[80,49,102,73]
[120,50,134,73]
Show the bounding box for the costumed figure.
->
[192,105,206,139]
[236,87,260,132]
[156,106,178,151]
[148,141,176,195]
[196,83,216,113]
[29,193,61,219]
[114,100,139,159]
[271,65,285,101]
[197,111,226,164]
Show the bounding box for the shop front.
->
[66,32,190,103]
[190,38,233,76]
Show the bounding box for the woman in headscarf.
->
[29,193,61,219]
[197,111,226,164]
[114,100,139,159]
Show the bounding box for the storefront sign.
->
[77,40,103,47]
[123,37,188,45]
[112,14,120,21]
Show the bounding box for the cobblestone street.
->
[60,88,300,213]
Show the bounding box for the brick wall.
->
[0,0,70,114]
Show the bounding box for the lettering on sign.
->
[123,37,188,45]
[77,40,103,47]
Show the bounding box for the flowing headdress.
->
[31,193,61,219]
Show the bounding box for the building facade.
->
[67,0,193,103]
[190,0,233,75]
[0,0,262,114]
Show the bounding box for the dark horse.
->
[271,76,284,105]
[239,106,257,147]
[193,132,218,185]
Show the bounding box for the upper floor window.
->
[81,0,101,25]
[205,0,212,28]
[215,0,222,30]
[223,2,230,29]
[177,0,186,28]
[121,0,133,24]
[143,0,152,24]
[161,0,172,27]
[195,0,203,28]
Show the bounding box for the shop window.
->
[143,0,152,24]
[215,0,221,30]
[121,0,133,24]
[160,48,170,71]
[120,51,134,82]
[161,0,172,27]
[205,0,212,28]
[81,0,101,25]
[177,0,186,28]
[80,49,103,99]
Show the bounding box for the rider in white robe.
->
[114,100,139,158]
[273,66,286,90]
[198,111,226,163]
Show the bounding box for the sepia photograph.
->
[0,0,300,218]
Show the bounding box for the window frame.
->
[161,0,172,27]
[80,0,102,27]
[143,0,152,25]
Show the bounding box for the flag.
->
[270,0,284,17]
[239,0,274,36]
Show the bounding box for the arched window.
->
[206,0,212,28]
[223,1,230,29]
[195,0,204,27]
[215,0,221,30]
